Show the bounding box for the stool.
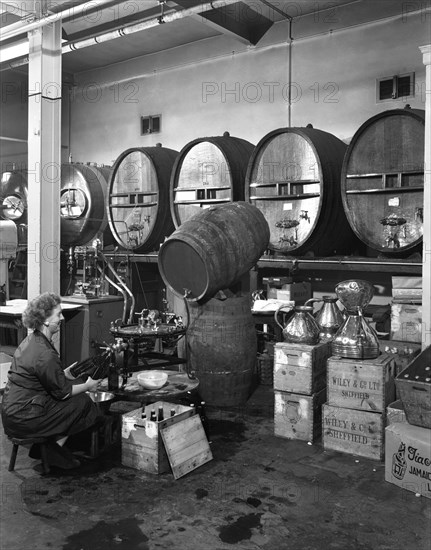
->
[8,437,51,475]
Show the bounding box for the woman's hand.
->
[64,362,78,380]
[86,376,101,393]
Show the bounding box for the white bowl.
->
[137,370,168,390]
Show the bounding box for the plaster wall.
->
[67,11,428,165]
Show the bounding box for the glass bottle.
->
[157,406,164,421]
[198,401,210,441]
[150,409,157,421]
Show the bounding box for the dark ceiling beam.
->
[173,0,273,45]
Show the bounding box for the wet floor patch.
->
[62,517,149,550]
[218,513,263,544]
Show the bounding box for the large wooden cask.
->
[60,163,113,247]
[170,132,254,227]
[108,145,178,253]
[245,126,356,256]
[341,106,425,255]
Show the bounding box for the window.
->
[376,73,415,102]
[141,114,161,134]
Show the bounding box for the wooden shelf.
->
[102,250,422,275]
[256,255,422,275]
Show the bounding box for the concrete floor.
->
[1,385,430,550]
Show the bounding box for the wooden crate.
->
[121,401,212,477]
[326,353,395,412]
[379,339,422,376]
[386,400,407,426]
[274,387,326,443]
[274,341,332,395]
[395,345,431,429]
[322,404,385,461]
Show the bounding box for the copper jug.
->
[331,279,380,359]
[275,304,320,345]
[305,295,344,342]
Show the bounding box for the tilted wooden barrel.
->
[170,132,254,227]
[245,126,356,256]
[341,106,425,254]
[158,201,270,302]
[61,163,113,247]
[108,145,178,252]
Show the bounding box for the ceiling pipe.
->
[62,0,242,52]
[0,0,117,42]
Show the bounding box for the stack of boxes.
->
[390,276,422,344]
[322,353,396,461]
[273,341,332,443]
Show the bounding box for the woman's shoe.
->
[46,442,81,470]
[28,443,41,459]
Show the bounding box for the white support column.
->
[27,5,62,300]
[420,44,431,349]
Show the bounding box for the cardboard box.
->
[386,400,407,426]
[322,403,385,461]
[274,341,332,395]
[267,282,312,304]
[392,276,422,303]
[121,401,212,478]
[326,353,396,412]
[274,388,326,443]
[395,346,431,429]
[390,303,422,343]
[0,352,12,390]
[385,422,431,499]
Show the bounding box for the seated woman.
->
[1,292,103,470]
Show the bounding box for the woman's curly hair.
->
[22,292,62,329]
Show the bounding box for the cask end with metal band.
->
[158,201,270,303]
[0,169,28,246]
[341,106,425,255]
[170,132,254,228]
[60,163,113,247]
[245,126,357,256]
[107,144,179,253]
